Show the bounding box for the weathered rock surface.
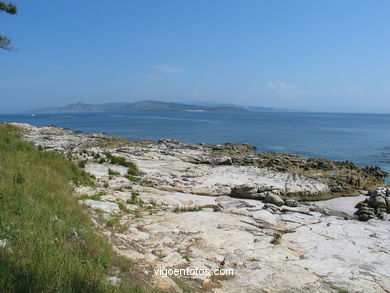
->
[12,123,387,200]
[8,123,390,293]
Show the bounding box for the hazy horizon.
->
[1,0,390,113]
[5,99,390,115]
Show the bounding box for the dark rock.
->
[377,208,389,220]
[368,196,387,209]
[213,157,233,165]
[359,214,371,221]
[230,185,260,200]
[285,199,300,207]
[355,199,368,209]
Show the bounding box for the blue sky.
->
[1,0,389,113]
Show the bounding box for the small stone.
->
[0,239,7,248]
[107,276,121,287]
[285,199,299,207]
[264,192,285,207]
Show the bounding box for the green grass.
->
[125,175,140,183]
[118,202,130,213]
[106,217,121,228]
[104,153,140,174]
[127,165,140,176]
[77,160,87,168]
[79,194,102,201]
[171,277,192,293]
[108,168,121,176]
[0,124,143,293]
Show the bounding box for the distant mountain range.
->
[27,100,295,114]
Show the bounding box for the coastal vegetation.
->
[0,1,17,51]
[0,124,142,293]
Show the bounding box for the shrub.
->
[106,217,120,227]
[127,164,140,176]
[125,175,140,182]
[78,160,87,168]
[118,202,130,213]
[105,153,140,173]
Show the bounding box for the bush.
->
[106,217,120,228]
[118,202,130,213]
[104,153,140,174]
[77,160,87,168]
[125,175,140,182]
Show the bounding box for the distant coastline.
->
[24,100,294,114]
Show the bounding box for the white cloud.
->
[147,73,160,80]
[153,65,182,73]
[265,81,299,98]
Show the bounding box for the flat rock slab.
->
[310,195,368,216]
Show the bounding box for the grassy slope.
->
[0,124,142,293]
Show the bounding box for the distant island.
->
[27,100,294,114]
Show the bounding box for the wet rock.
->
[264,192,285,206]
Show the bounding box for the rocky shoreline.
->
[9,123,390,292]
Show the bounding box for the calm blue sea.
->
[1,111,390,181]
